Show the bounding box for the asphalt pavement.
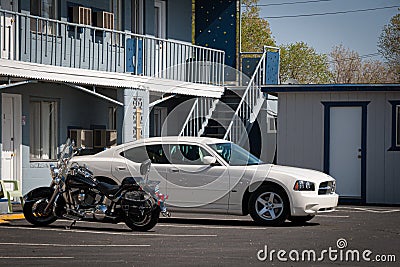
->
[0,206,399,266]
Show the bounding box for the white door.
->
[329,106,362,197]
[154,0,166,77]
[0,0,16,59]
[1,93,22,184]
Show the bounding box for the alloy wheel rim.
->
[255,192,284,221]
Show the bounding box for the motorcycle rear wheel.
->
[23,195,57,226]
[125,208,160,232]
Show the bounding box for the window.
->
[30,100,58,160]
[208,143,263,166]
[167,144,211,165]
[389,101,400,150]
[123,144,169,164]
[30,0,57,34]
[132,0,144,34]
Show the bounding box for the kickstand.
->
[65,220,76,230]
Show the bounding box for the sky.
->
[253,0,399,61]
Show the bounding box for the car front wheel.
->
[249,185,289,226]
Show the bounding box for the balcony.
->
[0,9,225,86]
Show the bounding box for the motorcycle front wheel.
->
[125,207,160,232]
[23,191,57,226]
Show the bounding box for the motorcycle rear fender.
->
[23,187,54,202]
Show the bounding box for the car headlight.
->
[293,180,315,191]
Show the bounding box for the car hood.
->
[268,165,335,183]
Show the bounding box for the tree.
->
[279,42,332,84]
[330,44,396,84]
[360,59,397,83]
[330,44,362,83]
[241,0,275,52]
[378,11,400,82]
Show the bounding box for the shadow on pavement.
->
[159,217,320,228]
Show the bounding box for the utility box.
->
[70,129,94,149]
[106,130,117,147]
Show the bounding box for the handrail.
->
[0,8,225,86]
[179,97,217,137]
[179,98,199,137]
[223,50,267,141]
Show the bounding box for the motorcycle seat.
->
[97,182,120,196]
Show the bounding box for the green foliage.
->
[241,0,275,52]
[279,42,332,84]
[378,11,400,82]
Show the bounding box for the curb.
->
[0,213,25,224]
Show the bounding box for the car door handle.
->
[115,166,127,171]
[170,169,180,173]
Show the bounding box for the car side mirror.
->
[203,156,217,165]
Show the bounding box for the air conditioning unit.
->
[94,11,114,30]
[70,129,93,149]
[93,129,106,148]
[72,6,92,25]
[106,130,117,147]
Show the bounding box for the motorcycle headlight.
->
[293,180,315,191]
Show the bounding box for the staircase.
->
[179,48,277,147]
[201,87,247,139]
[203,50,268,146]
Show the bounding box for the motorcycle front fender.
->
[23,187,54,202]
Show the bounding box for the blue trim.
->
[388,100,400,151]
[322,101,370,204]
[261,84,400,93]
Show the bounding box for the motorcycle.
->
[23,139,169,231]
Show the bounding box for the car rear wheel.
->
[249,185,289,226]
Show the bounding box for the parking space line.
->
[0,257,74,259]
[316,215,349,218]
[0,242,150,247]
[337,207,400,213]
[158,224,270,230]
[0,226,217,237]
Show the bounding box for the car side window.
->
[122,144,168,164]
[167,144,211,165]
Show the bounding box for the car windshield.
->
[208,143,263,166]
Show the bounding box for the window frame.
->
[29,98,59,161]
[30,0,58,34]
[389,100,400,151]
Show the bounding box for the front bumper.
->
[291,191,339,216]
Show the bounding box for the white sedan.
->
[72,136,338,226]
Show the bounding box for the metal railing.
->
[223,50,268,143]
[0,9,225,86]
[179,97,218,137]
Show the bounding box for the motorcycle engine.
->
[71,188,103,208]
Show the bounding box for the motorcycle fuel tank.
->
[66,173,97,189]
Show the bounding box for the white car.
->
[73,137,338,226]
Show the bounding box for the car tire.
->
[288,215,315,224]
[248,185,289,226]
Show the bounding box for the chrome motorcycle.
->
[23,139,169,231]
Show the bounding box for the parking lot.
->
[0,206,398,266]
